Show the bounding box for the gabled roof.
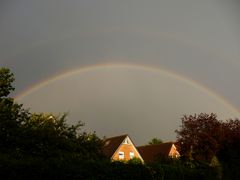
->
[102,134,128,158]
[137,142,176,163]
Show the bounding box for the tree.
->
[217,118,240,179]
[148,138,163,145]
[0,68,30,152]
[19,113,104,160]
[0,68,104,161]
[175,113,222,162]
[0,68,15,97]
[176,113,240,179]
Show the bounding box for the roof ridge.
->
[104,134,128,140]
[137,142,174,148]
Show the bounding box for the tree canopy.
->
[0,68,15,97]
[0,67,103,161]
[175,113,222,162]
[148,138,163,145]
[175,113,240,179]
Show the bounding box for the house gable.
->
[102,134,127,159]
[102,135,144,162]
[168,144,180,158]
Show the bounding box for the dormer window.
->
[123,138,130,144]
[104,140,110,146]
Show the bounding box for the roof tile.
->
[137,142,174,163]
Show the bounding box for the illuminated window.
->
[130,152,134,159]
[119,151,124,159]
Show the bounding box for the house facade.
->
[102,134,144,162]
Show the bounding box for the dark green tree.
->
[0,68,104,161]
[148,138,163,145]
[0,68,30,153]
[0,68,15,97]
[19,113,104,160]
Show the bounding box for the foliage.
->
[0,68,104,161]
[127,157,143,164]
[0,68,30,153]
[175,113,222,162]
[148,137,163,145]
[217,119,240,180]
[0,68,15,97]
[148,159,219,180]
[17,113,103,160]
[176,113,240,179]
[0,68,105,178]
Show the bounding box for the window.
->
[123,138,129,144]
[119,151,124,160]
[130,152,134,159]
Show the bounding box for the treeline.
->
[0,157,220,179]
[0,68,240,179]
[176,113,240,180]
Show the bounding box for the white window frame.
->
[119,151,124,160]
[129,152,134,159]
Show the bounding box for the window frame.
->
[118,151,124,160]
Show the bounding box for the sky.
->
[1,0,240,145]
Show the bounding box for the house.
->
[102,134,144,162]
[137,142,180,163]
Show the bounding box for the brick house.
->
[137,142,180,163]
[102,134,144,162]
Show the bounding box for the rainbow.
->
[16,63,240,115]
